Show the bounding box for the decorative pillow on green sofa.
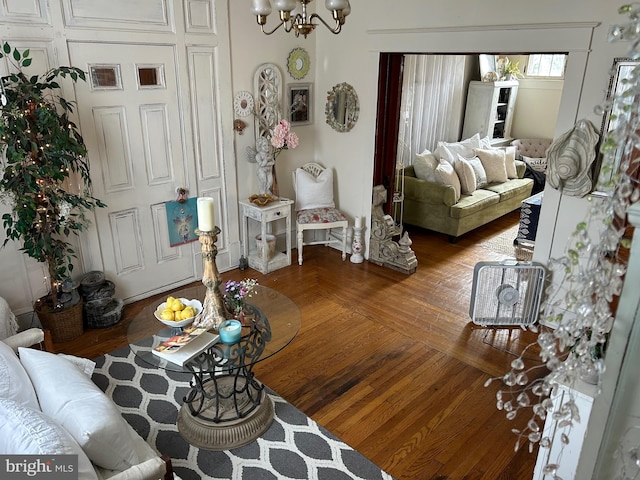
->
[474,148,508,183]
[435,159,461,202]
[467,157,488,188]
[454,154,477,194]
[501,146,519,178]
[413,149,439,182]
[435,133,481,164]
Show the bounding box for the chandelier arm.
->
[259,19,287,35]
[308,12,342,34]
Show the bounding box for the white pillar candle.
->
[355,216,362,228]
[197,197,215,232]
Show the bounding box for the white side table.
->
[239,198,293,274]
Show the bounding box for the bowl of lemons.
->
[154,296,202,327]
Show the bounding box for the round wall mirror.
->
[325,82,359,132]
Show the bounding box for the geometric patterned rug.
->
[93,346,394,480]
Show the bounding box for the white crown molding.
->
[367,21,601,36]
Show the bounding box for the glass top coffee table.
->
[127,284,301,450]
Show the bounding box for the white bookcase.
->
[462,80,519,145]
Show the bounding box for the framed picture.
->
[287,83,312,125]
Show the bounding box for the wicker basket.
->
[79,271,106,296]
[85,298,124,328]
[35,298,84,343]
[82,280,116,302]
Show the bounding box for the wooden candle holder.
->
[193,227,229,330]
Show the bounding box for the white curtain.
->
[397,55,468,167]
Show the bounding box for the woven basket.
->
[85,298,124,328]
[35,298,84,343]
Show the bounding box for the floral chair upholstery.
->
[292,163,348,265]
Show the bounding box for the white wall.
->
[228,2,317,228]
[512,78,564,139]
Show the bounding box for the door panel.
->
[69,42,196,299]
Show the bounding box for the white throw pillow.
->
[474,148,509,183]
[0,341,39,410]
[18,348,140,471]
[435,133,481,164]
[479,135,493,149]
[413,149,439,182]
[435,159,461,202]
[467,156,488,188]
[0,398,98,479]
[454,155,477,194]
[295,167,335,211]
[501,145,518,178]
[523,155,548,173]
[57,353,96,377]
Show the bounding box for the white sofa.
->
[0,299,175,480]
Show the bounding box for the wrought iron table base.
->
[177,375,274,450]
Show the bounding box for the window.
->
[89,65,122,90]
[136,64,165,89]
[526,54,566,78]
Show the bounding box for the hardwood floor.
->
[53,210,542,480]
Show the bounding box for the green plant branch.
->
[0,42,104,307]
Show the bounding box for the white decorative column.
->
[350,216,364,263]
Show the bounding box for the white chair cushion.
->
[0,398,98,479]
[474,148,508,183]
[18,348,140,471]
[296,207,348,224]
[295,167,335,211]
[0,341,40,410]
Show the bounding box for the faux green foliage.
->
[0,43,105,306]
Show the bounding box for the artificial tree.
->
[0,42,105,309]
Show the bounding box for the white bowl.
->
[154,298,202,328]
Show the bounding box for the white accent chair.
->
[0,296,45,352]
[292,163,348,265]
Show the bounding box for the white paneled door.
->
[68,42,197,300]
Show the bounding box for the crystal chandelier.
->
[250,0,351,38]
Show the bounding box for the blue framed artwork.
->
[165,197,199,247]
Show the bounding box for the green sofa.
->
[402,160,534,242]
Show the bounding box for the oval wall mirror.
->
[325,82,359,132]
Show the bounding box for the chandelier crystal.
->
[250,0,351,38]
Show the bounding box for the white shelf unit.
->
[462,80,519,145]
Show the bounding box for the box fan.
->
[469,261,546,326]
